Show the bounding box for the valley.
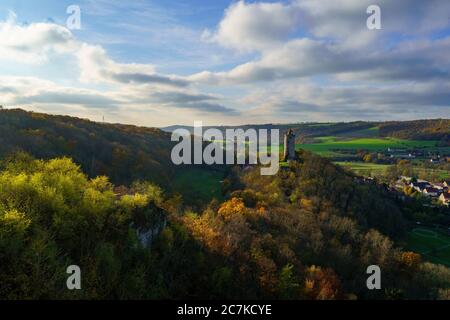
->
[1,109,449,299]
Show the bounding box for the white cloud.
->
[0,13,190,89]
[291,0,450,51]
[192,0,450,86]
[190,38,356,84]
[0,12,76,64]
[75,43,187,87]
[0,73,237,120]
[203,0,300,52]
[1,1,449,125]
[0,13,237,118]
[242,80,450,122]
[0,76,120,109]
[191,35,450,85]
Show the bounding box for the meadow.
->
[172,167,224,204]
[299,136,438,157]
[406,227,450,267]
[334,161,390,176]
[268,135,448,179]
[334,162,450,179]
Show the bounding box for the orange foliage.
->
[400,252,422,270]
[183,214,233,256]
[251,249,277,295]
[304,265,343,300]
[256,205,267,216]
[218,197,247,220]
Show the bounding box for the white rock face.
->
[135,218,167,248]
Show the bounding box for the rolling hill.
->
[0,109,449,299]
[0,109,176,187]
[163,119,450,144]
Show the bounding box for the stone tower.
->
[283,129,296,161]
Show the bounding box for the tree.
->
[0,155,172,299]
[278,264,300,299]
[218,197,247,220]
[400,252,422,270]
[303,265,344,300]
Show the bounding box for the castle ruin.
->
[283,129,296,161]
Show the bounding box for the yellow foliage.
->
[90,176,113,192]
[300,198,313,210]
[119,193,149,210]
[218,197,246,220]
[0,209,31,235]
[305,279,315,291]
[183,214,223,253]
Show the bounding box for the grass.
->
[299,137,438,157]
[172,168,224,203]
[275,136,447,180]
[406,227,450,267]
[251,136,441,159]
[334,161,391,176]
[414,168,450,180]
[334,161,450,179]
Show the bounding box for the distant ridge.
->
[162,119,450,144]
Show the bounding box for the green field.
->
[406,227,450,267]
[299,137,438,157]
[415,168,450,180]
[334,161,450,179]
[172,168,224,203]
[290,136,446,179]
[264,136,441,158]
[334,161,391,176]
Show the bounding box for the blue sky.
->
[0,0,449,126]
[0,0,242,73]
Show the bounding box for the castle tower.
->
[283,129,296,161]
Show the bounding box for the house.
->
[422,187,439,197]
[431,182,447,192]
[387,148,406,152]
[394,179,406,190]
[439,192,450,206]
[400,176,412,183]
[410,181,430,192]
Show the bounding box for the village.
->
[386,147,449,164]
[393,176,450,206]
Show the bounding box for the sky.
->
[0,0,449,127]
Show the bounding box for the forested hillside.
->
[163,122,376,143]
[1,109,449,299]
[187,151,450,299]
[164,119,450,143]
[1,152,449,299]
[0,109,175,186]
[378,119,450,143]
